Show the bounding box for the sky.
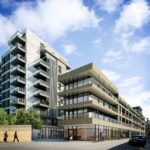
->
[0,0,150,118]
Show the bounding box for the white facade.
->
[0,29,70,118]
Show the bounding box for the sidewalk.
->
[32,138,129,143]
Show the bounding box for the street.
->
[0,139,150,150]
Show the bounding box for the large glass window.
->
[78,80,83,87]
[66,85,69,90]
[74,96,78,104]
[65,111,68,120]
[69,83,73,89]
[58,65,62,74]
[84,94,88,101]
[78,109,83,118]
[98,98,103,105]
[74,110,77,119]
[70,97,73,105]
[66,99,69,105]
[69,111,73,120]
[78,95,83,103]
[74,82,78,88]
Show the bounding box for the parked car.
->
[129,135,147,147]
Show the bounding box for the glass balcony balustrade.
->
[34,79,49,88]
[60,78,117,101]
[34,69,49,79]
[58,94,118,113]
[60,112,118,124]
[9,31,25,45]
[11,98,25,105]
[34,90,49,98]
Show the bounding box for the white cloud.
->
[118,76,141,88]
[101,69,121,82]
[0,0,101,45]
[0,15,16,44]
[92,38,101,44]
[122,90,150,118]
[131,37,150,53]
[115,0,150,33]
[117,76,150,117]
[96,0,124,13]
[102,50,123,64]
[63,44,76,55]
[92,38,101,48]
[105,50,122,57]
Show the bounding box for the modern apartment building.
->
[0,62,2,107]
[146,118,150,139]
[58,63,145,141]
[0,29,70,129]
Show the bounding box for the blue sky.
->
[0,0,150,118]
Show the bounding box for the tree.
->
[8,113,15,125]
[14,109,26,125]
[25,109,42,129]
[0,108,8,125]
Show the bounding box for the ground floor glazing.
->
[64,124,143,141]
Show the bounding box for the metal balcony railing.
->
[11,76,25,82]
[11,87,25,93]
[11,54,25,61]
[60,112,118,124]
[11,65,25,72]
[12,98,25,104]
[34,79,49,87]
[34,90,49,97]
[34,69,49,77]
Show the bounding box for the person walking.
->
[4,131,8,142]
[38,132,41,139]
[69,133,73,142]
[13,131,19,142]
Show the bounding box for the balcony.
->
[11,43,25,56]
[59,83,118,105]
[58,97,118,116]
[10,87,25,97]
[34,79,49,89]
[8,31,25,45]
[59,112,118,126]
[11,54,25,66]
[34,69,49,79]
[11,65,25,76]
[11,98,25,106]
[34,59,49,69]
[11,76,25,86]
[34,90,49,99]
[35,100,49,109]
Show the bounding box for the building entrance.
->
[68,129,77,140]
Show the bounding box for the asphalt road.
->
[0,139,150,150]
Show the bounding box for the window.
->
[78,80,83,87]
[70,97,73,104]
[58,83,61,91]
[65,85,69,90]
[74,96,78,104]
[78,95,83,103]
[69,83,73,89]
[84,93,88,101]
[74,82,77,88]
[58,65,62,74]
[74,110,77,119]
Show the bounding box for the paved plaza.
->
[0,139,150,150]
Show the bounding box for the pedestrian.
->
[4,131,8,142]
[13,131,19,142]
[38,132,41,139]
[69,133,73,141]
